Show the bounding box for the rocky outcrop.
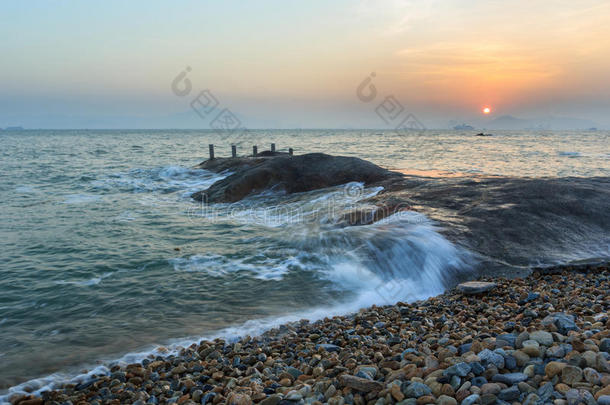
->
[192,153,400,203]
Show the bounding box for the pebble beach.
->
[11,263,609,405]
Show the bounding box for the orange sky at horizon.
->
[2,0,610,126]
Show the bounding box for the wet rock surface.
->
[191,153,399,203]
[191,154,610,281]
[18,265,608,405]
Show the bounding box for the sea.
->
[0,129,609,399]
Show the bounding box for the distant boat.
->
[454,124,475,130]
[5,126,24,131]
[588,127,598,131]
[476,132,493,137]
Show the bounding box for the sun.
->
[483,107,492,114]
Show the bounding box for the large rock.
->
[192,153,398,203]
[457,281,497,295]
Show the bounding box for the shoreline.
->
[6,262,609,405]
[3,151,608,404]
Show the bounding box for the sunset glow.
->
[1,1,609,128]
[483,107,492,115]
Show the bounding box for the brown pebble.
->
[391,384,405,401]
[416,395,436,404]
[339,375,383,392]
[16,400,43,405]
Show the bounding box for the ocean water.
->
[0,129,609,398]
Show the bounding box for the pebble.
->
[457,281,497,295]
[529,330,554,346]
[391,384,405,401]
[30,266,609,405]
[491,373,528,385]
[542,313,579,335]
[340,375,383,393]
[521,340,541,357]
[523,393,540,405]
[480,384,500,395]
[404,382,432,398]
[546,361,568,378]
[582,367,600,385]
[435,395,457,405]
[478,349,504,369]
[316,344,341,353]
[460,394,480,405]
[498,386,520,401]
[598,396,610,405]
[565,389,581,405]
[561,366,583,385]
[444,363,471,377]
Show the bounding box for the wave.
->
[53,272,114,287]
[1,206,471,403]
[315,212,474,305]
[3,173,608,402]
[89,165,226,197]
[169,253,311,281]
[186,182,384,228]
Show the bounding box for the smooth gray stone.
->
[457,281,497,294]
[492,373,528,385]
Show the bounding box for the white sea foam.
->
[90,165,225,196]
[169,252,312,281]
[54,272,114,287]
[189,182,384,228]
[1,207,472,403]
[1,180,470,403]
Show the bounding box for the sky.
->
[1,0,609,129]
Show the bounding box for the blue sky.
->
[1,1,610,128]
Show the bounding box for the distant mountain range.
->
[481,115,599,130]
